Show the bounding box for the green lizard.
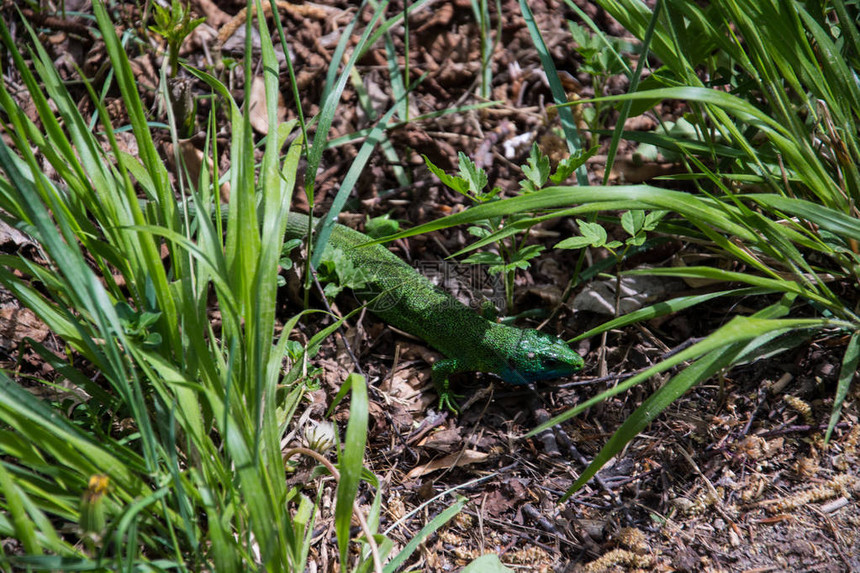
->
[286,212,584,411]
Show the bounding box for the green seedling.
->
[425,143,597,312]
[148,0,206,78]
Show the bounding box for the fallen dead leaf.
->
[406,449,489,479]
[572,274,685,315]
[482,487,516,518]
[0,307,50,349]
[248,75,286,135]
[164,138,231,202]
[0,219,33,249]
[416,427,463,453]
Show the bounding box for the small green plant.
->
[555,209,665,313]
[307,215,401,299]
[148,0,206,78]
[364,213,401,239]
[148,0,206,137]
[276,237,303,288]
[114,299,163,350]
[555,209,668,316]
[567,21,631,130]
[424,144,596,312]
[316,245,371,299]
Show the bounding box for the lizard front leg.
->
[431,358,469,413]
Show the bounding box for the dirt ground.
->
[1,0,858,571]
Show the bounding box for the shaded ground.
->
[1,0,858,570]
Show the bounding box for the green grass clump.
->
[0,1,320,568]
[0,0,469,569]
[533,0,860,494]
[0,0,481,566]
[375,0,860,496]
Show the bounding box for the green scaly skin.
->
[286,212,584,411]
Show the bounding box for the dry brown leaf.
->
[0,307,50,349]
[248,75,286,136]
[416,427,463,453]
[0,219,33,249]
[405,449,489,479]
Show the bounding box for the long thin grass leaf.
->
[382,496,467,573]
[518,0,586,183]
[570,287,771,342]
[624,266,843,313]
[307,0,388,197]
[335,374,369,563]
[0,377,143,492]
[825,331,860,443]
[527,315,848,439]
[364,185,758,244]
[311,83,417,267]
[0,460,41,555]
[562,338,746,498]
[602,0,660,185]
[747,195,860,243]
[561,293,833,498]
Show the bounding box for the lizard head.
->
[499,329,584,385]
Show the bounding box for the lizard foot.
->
[437,390,464,414]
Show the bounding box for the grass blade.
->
[334,374,369,564]
[382,496,467,573]
[527,315,849,440]
[570,287,771,342]
[825,331,860,443]
[518,0,587,183]
[562,337,746,499]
